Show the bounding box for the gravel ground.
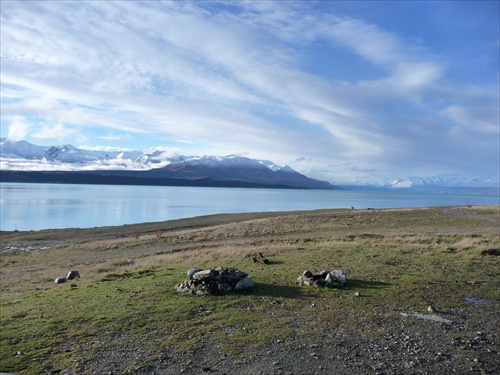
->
[74,302,499,375]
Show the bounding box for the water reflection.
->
[1,182,498,231]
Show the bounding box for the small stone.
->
[297,276,306,285]
[304,279,315,286]
[428,304,437,312]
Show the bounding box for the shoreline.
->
[2,181,499,232]
[2,204,499,235]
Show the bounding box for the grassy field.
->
[1,205,499,374]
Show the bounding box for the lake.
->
[1,183,498,231]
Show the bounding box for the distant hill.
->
[0,139,335,190]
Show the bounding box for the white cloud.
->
[324,16,408,67]
[97,134,134,142]
[441,104,499,134]
[6,116,31,141]
[32,122,78,141]
[0,1,498,183]
[78,145,135,152]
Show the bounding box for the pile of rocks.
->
[176,267,255,296]
[297,269,347,287]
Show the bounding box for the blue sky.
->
[1,1,499,184]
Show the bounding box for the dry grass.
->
[2,206,498,292]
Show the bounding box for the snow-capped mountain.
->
[1,138,497,188]
[0,139,334,189]
[1,138,155,167]
[0,139,290,172]
[339,173,498,189]
[386,176,499,189]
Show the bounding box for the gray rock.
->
[223,270,248,284]
[235,277,255,290]
[326,270,347,285]
[176,285,189,292]
[297,276,307,285]
[187,268,201,280]
[217,282,232,293]
[55,277,67,284]
[304,279,315,286]
[303,270,313,278]
[192,269,215,281]
[66,270,80,280]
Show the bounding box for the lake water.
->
[1,183,498,231]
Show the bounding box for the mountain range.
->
[0,139,335,189]
[1,139,498,189]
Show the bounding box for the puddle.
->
[463,297,489,304]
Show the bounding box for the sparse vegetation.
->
[1,205,499,374]
[156,228,165,239]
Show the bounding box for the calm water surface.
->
[1,183,498,231]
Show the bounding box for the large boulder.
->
[325,270,346,285]
[66,270,80,280]
[235,277,255,291]
[192,269,215,281]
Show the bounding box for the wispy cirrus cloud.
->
[1,1,498,184]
